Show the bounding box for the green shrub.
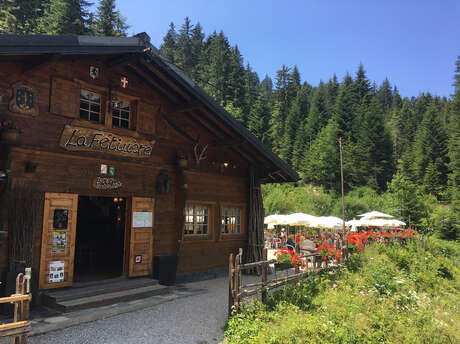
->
[225,238,460,344]
[345,252,363,272]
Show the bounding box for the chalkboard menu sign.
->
[53,209,68,229]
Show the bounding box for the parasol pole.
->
[339,137,345,232]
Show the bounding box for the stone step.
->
[52,284,170,313]
[43,278,159,303]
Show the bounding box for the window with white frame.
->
[184,204,209,235]
[221,206,242,234]
[80,90,101,122]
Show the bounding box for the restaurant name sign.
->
[60,125,153,158]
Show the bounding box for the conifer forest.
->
[0,2,458,239]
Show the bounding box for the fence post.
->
[238,248,243,294]
[261,248,268,303]
[228,253,234,317]
[13,270,30,344]
[234,252,241,314]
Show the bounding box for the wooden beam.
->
[166,102,202,117]
[21,54,60,74]
[211,139,245,148]
[181,109,225,140]
[106,53,139,68]
[140,59,192,102]
[126,64,182,104]
[0,321,30,332]
[159,113,198,143]
[134,62,188,103]
[0,326,30,338]
[0,294,32,303]
[184,109,261,164]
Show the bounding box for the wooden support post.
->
[228,253,234,316]
[261,248,268,303]
[234,253,241,314]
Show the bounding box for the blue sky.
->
[116,0,460,98]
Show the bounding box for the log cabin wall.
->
[0,55,250,286]
[177,171,248,273]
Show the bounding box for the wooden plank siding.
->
[0,55,251,285]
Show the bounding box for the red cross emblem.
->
[121,76,128,88]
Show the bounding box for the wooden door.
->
[128,197,154,277]
[39,193,78,290]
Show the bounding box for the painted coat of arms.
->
[9,83,39,116]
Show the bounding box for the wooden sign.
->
[60,125,153,158]
[92,177,123,190]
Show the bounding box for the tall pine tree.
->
[159,22,178,63]
[93,0,128,37]
[413,103,450,197]
[38,0,92,35]
[302,119,341,192]
[0,0,44,34]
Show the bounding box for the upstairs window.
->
[221,207,242,234]
[80,90,101,122]
[184,204,209,236]
[112,100,130,129]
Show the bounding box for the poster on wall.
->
[49,261,65,283]
[51,231,67,253]
[132,212,153,228]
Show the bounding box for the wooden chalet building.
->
[0,34,298,297]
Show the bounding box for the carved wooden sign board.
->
[59,125,153,158]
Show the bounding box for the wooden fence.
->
[0,268,32,344]
[228,247,351,316]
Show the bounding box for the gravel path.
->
[1,252,287,344]
[25,278,232,344]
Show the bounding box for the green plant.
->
[225,238,460,344]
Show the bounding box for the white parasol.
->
[285,213,317,226]
[358,218,406,227]
[357,211,394,219]
[310,216,343,229]
[264,214,287,225]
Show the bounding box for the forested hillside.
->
[159,18,457,197]
[0,4,458,237]
[158,19,459,237]
[0,0,128,36]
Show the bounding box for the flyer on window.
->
[51,231,67,253]
[132,212,153,228]
[49,261,65,283]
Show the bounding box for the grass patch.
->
[225,237,459,344]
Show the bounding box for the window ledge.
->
[221,233,246,240]
[183,235,212,241]
[70,119,140,137]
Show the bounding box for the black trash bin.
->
[154,254,178,286]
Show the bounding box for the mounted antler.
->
[194,143,208,165]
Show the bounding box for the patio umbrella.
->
[383,219,406,227]
[310,216,343,229]
[357,211,394,219]
[345,219,362,227]
[285,213,317,226]
[358,218,406,227]
[264,214,287,225]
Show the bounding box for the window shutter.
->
[137,101,158,135]
[50,78,80,118]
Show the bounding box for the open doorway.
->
[75,196,126,282]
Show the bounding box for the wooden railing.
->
[228,247,350,316]
[0,268,32,344]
